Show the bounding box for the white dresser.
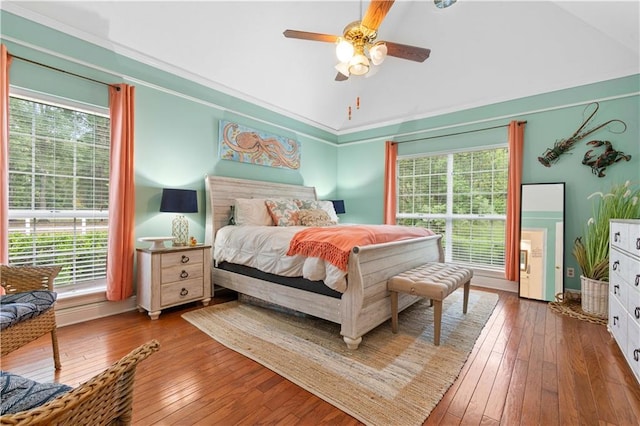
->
[136,245,212,319]
[609,219,640,384]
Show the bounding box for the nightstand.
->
[136,245,212,319]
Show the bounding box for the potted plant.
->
[573,181,640,318]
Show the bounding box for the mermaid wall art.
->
[218,120,300,170]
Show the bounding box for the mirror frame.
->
[519,182,565,301]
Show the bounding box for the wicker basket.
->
[580,275,609,319]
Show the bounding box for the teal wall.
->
[2,10,639,292]
[337,76,639,291]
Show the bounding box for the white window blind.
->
[397,146,508,270]
[8,95,110,288]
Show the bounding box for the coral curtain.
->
[505,120,526,281]
[1,45,12,264]
[383,141,397,225]
[106,84,136,301]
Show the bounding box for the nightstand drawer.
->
[160,278,204,306]
[161,249,204,268]
[161,263,203,284]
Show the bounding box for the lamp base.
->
[172,215,189,246]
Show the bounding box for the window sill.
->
[56,285,108,310]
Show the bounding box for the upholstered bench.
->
[388,262,473,345]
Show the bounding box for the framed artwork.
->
[520,250,528,271]
[218,120,300,169]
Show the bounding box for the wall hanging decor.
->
[537,102,626,167]
[219,120,300,169]
[581,140,632,177]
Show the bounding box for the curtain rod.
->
[394,120,527,144]
[12,54,121,91]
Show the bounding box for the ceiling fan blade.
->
[385,42,431,62]
[283,30,339,43]
[335,72,349,82]
[362,0,395,31]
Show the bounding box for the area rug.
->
[182,289,499,426]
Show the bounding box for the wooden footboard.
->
[205,175,444,349]
[341,234,443,349]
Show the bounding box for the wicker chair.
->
[0,265,62,369]
[0,339,160,425]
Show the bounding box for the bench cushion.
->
[388,263,473,300]
[0,290,57,330]
[0,371,72,415]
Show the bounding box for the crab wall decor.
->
[581,140,632,177]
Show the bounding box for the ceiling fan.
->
[283,0,431,81]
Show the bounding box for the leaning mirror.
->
[519,183,565,301]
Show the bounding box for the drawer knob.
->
[613,316,619,325]
[636,275,639,287]
[614,284,619,295]
[612,260,619,271]
[614,231,621,242]
[180,270,189,279]
[181,255,190,264]
[635,349,640,362]
[180,288,189,297]
[636,307,640,319]
[636,238,640,250]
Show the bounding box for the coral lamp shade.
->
[159,189,198,213]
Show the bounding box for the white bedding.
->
[213,225,348,292]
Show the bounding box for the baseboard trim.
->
[55,297,138,327]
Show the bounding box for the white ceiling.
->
[3,1,639,134]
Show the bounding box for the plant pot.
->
[580,275,608,319]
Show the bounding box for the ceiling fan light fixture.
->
[336,38,355,63]
[348,53,370,76]
[335,62,350,77]
[369,42,387,66]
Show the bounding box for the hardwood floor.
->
[2,288,639,425]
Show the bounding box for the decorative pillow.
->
[0,371,72,415]
[0,291,57,330]
[298,209,336,227]
[295,199,339,223]
[234,198,274,226]
[264,199,301,226]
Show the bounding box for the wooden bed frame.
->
[204,175,444,349]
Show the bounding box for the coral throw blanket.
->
[287,225,435,271]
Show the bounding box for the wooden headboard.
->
[204,175,317,245]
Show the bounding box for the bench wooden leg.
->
[463,280,470,314]
[390,291,399,333]
[433,299,443,346]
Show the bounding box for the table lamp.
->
[330,199,346,215]
[160,188,197,246]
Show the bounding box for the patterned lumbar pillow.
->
[0,371,72,415]
[298,209,336,227]
[264,199,301,226]
[295,199,339,223]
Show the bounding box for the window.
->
[397,146,508,271]
[8,94,110,289]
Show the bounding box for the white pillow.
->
[234,198,274,226]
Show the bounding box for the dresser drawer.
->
[626,319,640,382]
[609,295,627,354]
[610,221,629,252]
[160,278,204,307]
[627,284,640,328]
[161,249,204,268]
[610,275,628,310]
[161,263,203,284]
